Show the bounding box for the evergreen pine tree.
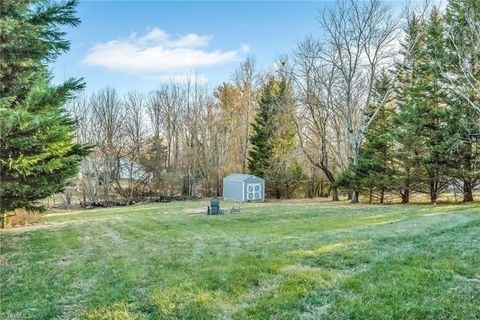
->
[248,78,278,178]
[0,0,91,213]
[248,76,304,198]
[337,73,396,203]
[419,8,451,204]
[394,8,451,204]
[393,13,427,204]
[269,74,305,199]
[443,0,480,202]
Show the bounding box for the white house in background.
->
[118,159,147,180]
[77,154,147,181]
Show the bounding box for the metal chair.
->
[230,202,242,214]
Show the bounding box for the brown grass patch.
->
[1,208,43,229]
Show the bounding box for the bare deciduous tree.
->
[91,87,125,201]
[121,92,149,198]
[294,37,345,201]
[233,57,259,172]
[317,0,399,203]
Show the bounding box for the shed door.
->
[246,183,261,200]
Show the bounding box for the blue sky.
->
[53,1,329,94]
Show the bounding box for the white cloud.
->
[82,28,245,76]
[136,28,211,48]
[139,28,169,43]
[240,43,251,53]
[155,73,209,84]
[170,33,211,48]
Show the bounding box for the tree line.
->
[1,0,479,214]
[66,61,310,203]
[335,1,479,204]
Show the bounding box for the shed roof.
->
[223,173,261,182]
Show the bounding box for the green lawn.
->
[1,200,479,320]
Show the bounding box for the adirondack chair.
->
[207,197,223,215]
[230,202,242,214]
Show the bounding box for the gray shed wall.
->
[243,176,265,202]
[223,179,244,201]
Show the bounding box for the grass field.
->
[1,200,479,320]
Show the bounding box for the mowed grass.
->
[1,200,479,320]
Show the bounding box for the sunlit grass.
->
[1,201,479,319]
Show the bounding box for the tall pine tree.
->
[338,72,397,203]
[0,0,90,213]
[269,73,305,199]
[393,13,428,204]
[443,0,480,202]
[248,76,304,198]
[248,78,278,178]
[419,8,451,204]
[394,8,450,204]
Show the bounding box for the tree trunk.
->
[462,180,474,203]
[324,170,339,202]
[380,189,385,204]
[430,187,438,205]
[429,176,439,205]
[401,189,410,204]
[331,186,339,201]
[351,191,359,204]
[351,146,360,204]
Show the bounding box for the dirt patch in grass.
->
[185,207,207,214]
